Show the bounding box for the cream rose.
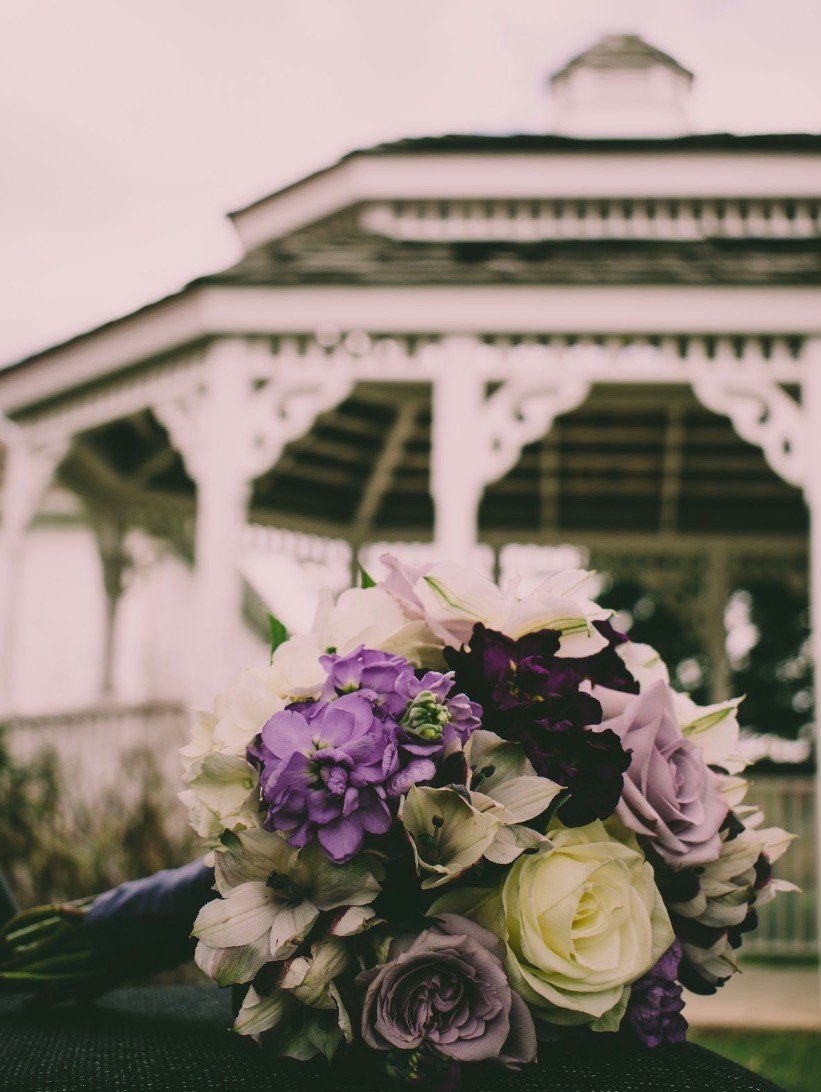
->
[433,820,673,1029]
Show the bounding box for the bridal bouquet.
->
[180,558,795,1085]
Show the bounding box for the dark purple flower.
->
[445,625,630,825]
[572,620,641,695]
[532,719,632,827]
[357,913,536,1068]
[626,940,688,1048]
[251,693,398,863]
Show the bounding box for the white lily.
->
[675,692,746,774]
[616,642,670,690]
[414,563,611,656]
[466,730,561,864]
[179,753,258,842]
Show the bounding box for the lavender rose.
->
[598,680,727,868]
[357,913,536,1068]
[625,940,688,1048]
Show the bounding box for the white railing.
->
[743,775,816,958]
[4,702,190,811]
[361,198,821,242]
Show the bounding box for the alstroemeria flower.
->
[233,936,352,1059]
[193,828,380,985]
[399,785,503,888]
[465,730,561,863]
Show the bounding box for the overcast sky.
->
[1,0,820,364]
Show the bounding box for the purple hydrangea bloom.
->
[626,940,688,1048]
[319,647,481,797]
[250,650,482,863]
[319,646,414,718]
[445,625,631,825]
[251,693,398,863]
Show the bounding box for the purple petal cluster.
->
[250,694,395,863]
[358,913,536,1068]
[598,682,727,869]
[445,624,633,825]
[625,940,688,1048]
[249,647,480,863]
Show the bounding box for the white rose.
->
[210,666,295,755]
[433,820,673,1029]
[179,709,218,778]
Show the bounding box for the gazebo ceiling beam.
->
[480,527,807,554]
[660,405,685,533]
[129,446,180,488]
[350,399,421,543]
[284,435,383,467]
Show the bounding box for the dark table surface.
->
[0,985,782,1092]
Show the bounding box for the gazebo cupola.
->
[550,33,694,137]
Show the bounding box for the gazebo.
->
[1,34,819,815]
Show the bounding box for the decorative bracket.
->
[479,371,592,487]
[691,370,805,489]
[153,341,353,486]
[1,429,70,535]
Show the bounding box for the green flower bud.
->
[401,690,452,741]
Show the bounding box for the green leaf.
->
[358,564,376,589]
[267,614,288,660]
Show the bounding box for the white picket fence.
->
[3,706,817,958]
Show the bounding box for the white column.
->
[802,336,821,969]
[156,338,353,706]
[430,345,485,561]
[157,342,258,706]
[92,516,129,699]
[0,432,67,711]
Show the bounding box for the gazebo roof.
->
[2,95,818,553]
[550,33,695,83]
[6,129,820,384]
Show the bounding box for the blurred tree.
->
[597,576,711,705]
[729,580,813,741]
[0,731,197,907]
